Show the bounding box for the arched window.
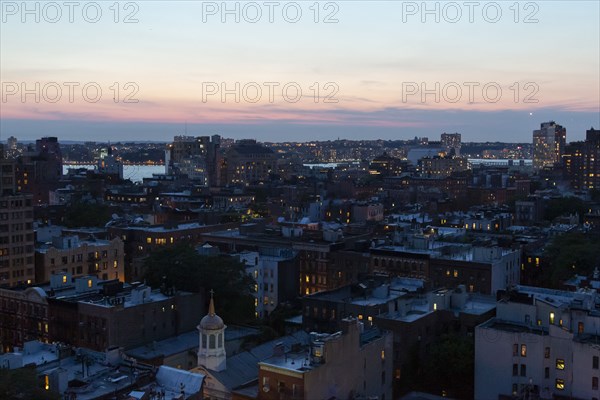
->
[218,333,223,347]
[209,334,216,349]
[202,334,207,349]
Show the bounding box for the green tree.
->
[543,196,587,223]
[62,202,113,228]
[143,244,256,323]
[542,232,600,287]
[0,367,60,400]
[419,334,474,400]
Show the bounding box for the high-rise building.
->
[166,135,221,186]
[583,127,600,190]
[441,132,462,156]
[533,121,566,170]
[562,141,585,190]
[223,139,275,186]
[6,137,17,151]
[562,128,599,190]
[0,157,35,287]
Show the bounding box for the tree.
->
[0,367,60,400]
[143,244,256,323]
[419,334,474,400]
[542,232,600,287]
[543,196,587,223]
[62,202,113,228]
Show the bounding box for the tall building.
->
[0,156,35,287]
[441,132,462,156]
[14,137,63,205]
[562,128,599,190]
[563,141,585,190]
[533,121,566,170]
[223,140,275,186]
[6,136,17,151]
[166,135,221,186]
[583,127,600,190]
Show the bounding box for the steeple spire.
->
[209,289,215,316]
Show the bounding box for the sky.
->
[1,0,599,143]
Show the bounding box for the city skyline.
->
[1,1,599,142]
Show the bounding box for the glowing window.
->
[556,359,565,370]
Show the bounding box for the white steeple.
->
[197,290,227,371]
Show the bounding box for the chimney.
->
[273,342,285,357]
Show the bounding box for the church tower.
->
[197,290,227,371]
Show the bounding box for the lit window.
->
[556,359,565,370]
[62,275,67,283]
[146,237,152,244]
[381,350,385,361]
[433,303,437,310]
[358,314,363,320]
[87,279,92,288]
[555,379,565,390]
[549,312,555,325]
[521,344,527,357]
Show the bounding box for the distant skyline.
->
[1,1,599,142]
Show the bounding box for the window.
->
[549,312,555,324]
[545,367,549,379]
[512,384,518,395]
[521,344,527,357]
[381,350,385,361]
[512,364,518,376]
[520,364,526,377]
[545,347,550,359]
[209,334,215,349]
[579,322,585,334]
[555,379,565,390]
[594,356,599,369]
[556,359,565,370]
[513,343,518,356]
[594,377,599,390]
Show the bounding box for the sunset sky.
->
[1,0,599,142]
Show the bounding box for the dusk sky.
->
[1,0,599,142]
